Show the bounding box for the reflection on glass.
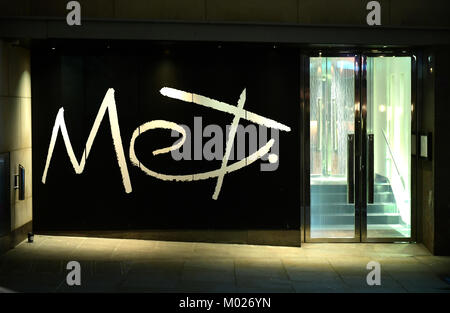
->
[310,57,355,238]
[366,57,411,238]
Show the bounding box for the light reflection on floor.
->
[0,235,449,293]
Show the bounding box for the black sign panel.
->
[32,41,301,231]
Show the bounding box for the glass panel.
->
[310,57,356,238]
[366,56,411,238]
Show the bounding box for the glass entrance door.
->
[309,55,359,240]
[306,53,413,242]
[363,55,412,240]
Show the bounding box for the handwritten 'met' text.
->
[41,87,291,200]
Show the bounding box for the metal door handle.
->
[347,134,355,204]
[368,134,374,204]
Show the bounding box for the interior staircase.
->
[310,175,402,230]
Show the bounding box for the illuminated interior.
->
[367,56,412,238]
[309,56,412,239]
[310,56,356,239]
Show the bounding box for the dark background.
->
[31,40,301,231]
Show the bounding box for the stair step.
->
[312,213,401,217]
[311,192,395,203]
[311,183,392,193]
[311,213,401,225]
[310,203,398,214]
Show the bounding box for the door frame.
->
[301,49,418,243]
[303,51,362,243]
[360,50,417,243]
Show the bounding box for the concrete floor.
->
[0,235,449,293]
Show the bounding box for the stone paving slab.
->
[0,235,448,293]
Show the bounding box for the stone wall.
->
[0,40,32,251]
[0,0,449,27]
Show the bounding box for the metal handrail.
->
[381,129,405,189]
